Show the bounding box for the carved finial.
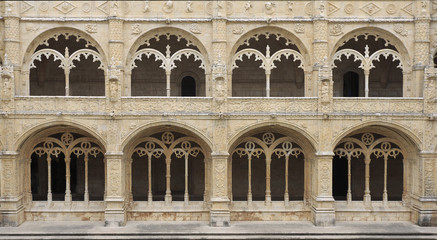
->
[266,45,271,58]
[364,45,370,58]
[166,45,171,58]
[65,47,69,58]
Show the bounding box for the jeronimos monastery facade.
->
[0,0,437,228]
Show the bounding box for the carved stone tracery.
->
[334,132,404,204]
[30,132,104,204]
[232,132,303,206]
[131,132,205,205]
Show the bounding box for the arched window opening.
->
[130,34,206,97]
[332,34,403,97]
[181,76,196,96]
[232,33,305,97]
[130,131,205,203]
[29,34,105,96]
[30,132,105,203]
[343,71,359,97]
[333,132,404,203]
[231,132,304,205]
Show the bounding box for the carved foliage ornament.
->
[30,47,105,72]
[234,132,303,163]
[130,45,205,73]
[331,45,405,72]
[232,45,305,73]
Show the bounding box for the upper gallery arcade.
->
[0,0,436,228]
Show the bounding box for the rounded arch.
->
[22,27,108,73]
[330,27,411,66]
[15,120,107,154]
[122,121,213,154]
[228,121,317,155]
[126,26,211,74]
[331,121,421,156]
[228,26,311,72]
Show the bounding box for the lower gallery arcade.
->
[4,122,420,227]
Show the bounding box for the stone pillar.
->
[3,1,19,106]
[209,4,230,226]
[311,152,335,227]
[415,152,437,226]
[107,2,124,108]
[0,152,24,227]
[210,152,230,227]
[412,0,430,97]
[104,152,126,227]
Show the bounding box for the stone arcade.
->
[0,0,437,228]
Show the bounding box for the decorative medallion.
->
[360,3,381,16]
[21,1,34,14]
[386,4,396,15]
[226,2,234,16]
[85,24,97,33]
[163,0,173,14]
[327,2,340,15]
[401,2,414,16]
[82,3,92,13]
[39,1,49,12]
[304,2,314,16]
[205,1,213,15]
[344,3,354,14]
[294,23,305,34]
[330,24,344,36]
[233,25,244,35]
[265,2,276,15]
[54,1,77,14]
[189,23,201,34]
[394,24,408,37]
[97,1,109,15]
[131,24,142,35]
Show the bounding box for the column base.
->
[0,200,25,227]
[312,209,335,227]
[312,196,335,227]
[210,197,230,227]
[104,198,126,227]
[414,197,437,226]
[417,210,437,226]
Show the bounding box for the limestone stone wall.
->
[0,0,436,228]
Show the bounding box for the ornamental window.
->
[29,33,105,96]
[231,32,306,97]
[129,34,206,97]
[331,34,405,97]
